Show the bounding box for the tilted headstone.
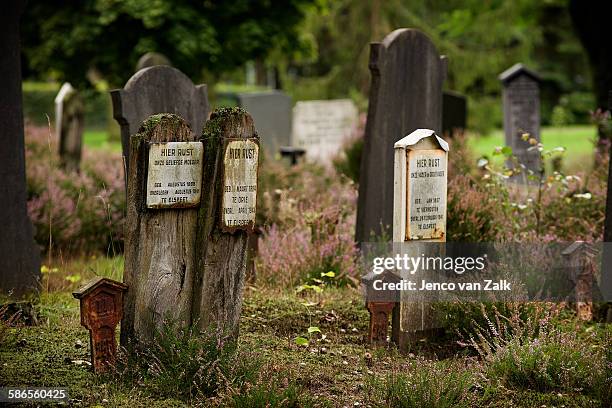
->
[392,129,449,349]
[442,90,467,137]
[499,64,542,178]
[0,1,41,297]
[291,99,358,163]
[135,52,171,71]
[122,109,259,346]
[356,29,447,242]
[111,65,210,174]
[55,83,84,172]
[237,91,291,156]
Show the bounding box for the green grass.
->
[468,125,598,172]
[1,257,609,407]
[84,130,121,152]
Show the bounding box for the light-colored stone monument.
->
[291,99,358,163]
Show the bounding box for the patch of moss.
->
[135,113,187,139]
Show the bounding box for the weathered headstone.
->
[55,83,84,172]
[73,277,127,373]
[356,29,447,242]
[122,109,259,346]
[0,1,41,297]
[442,90,467,137]
[135,52,171,71]
[122,114,202,345]
[111,66,209,174]
[499,64,542,178]
[237,91,291,156]
[392,129,449,348]
[193,107,259,335]
[291,99,358,163]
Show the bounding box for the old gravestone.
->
[356,29,446,242]
[237,91,291,156]
[111,65,209,174]
[499,63,542,178]
[442,90,467,137]
[0,0,41,297]
[193,107,259,334]
[55,83,84,172]
[291,99,358,163]
[122,109,259,346]
[392,128,449,348]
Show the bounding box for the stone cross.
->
[392,128,449,349]
[55,83,84,172]
[0,0,41,297]
[499,63,542,179]
[111,66,209,175]
[442,90,467,137]
[291,99,358,163]
[356,29,446,242]
[73,277,128,373]
[237,91,291,156]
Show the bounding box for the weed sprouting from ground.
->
[115,322,261,401]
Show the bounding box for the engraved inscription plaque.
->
[222,139,259,231]
[146,141,203,209]
[406,149,447,240]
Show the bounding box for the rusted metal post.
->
[73,277,128,373]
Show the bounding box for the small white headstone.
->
[146,141,203,208]
[222,139,259,231]
[393,129,449,242]
[291,99,358,163]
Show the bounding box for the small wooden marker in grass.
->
[73,277,127,373]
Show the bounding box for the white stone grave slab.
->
[291,99,358,163]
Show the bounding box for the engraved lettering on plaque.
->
[222,139,259,231]
[146,141,203,209]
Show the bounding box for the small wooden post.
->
[193,107,259,336]
[122,114,202,346]
[392,129,449,350]
[73,277,127,373]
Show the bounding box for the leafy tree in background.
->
[21,0,316,88]
[282,0,592,133]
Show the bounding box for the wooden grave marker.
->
[73,277,128,373]
[122,114,202,346]
[193,107,259,335]
[392,128,449,349]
